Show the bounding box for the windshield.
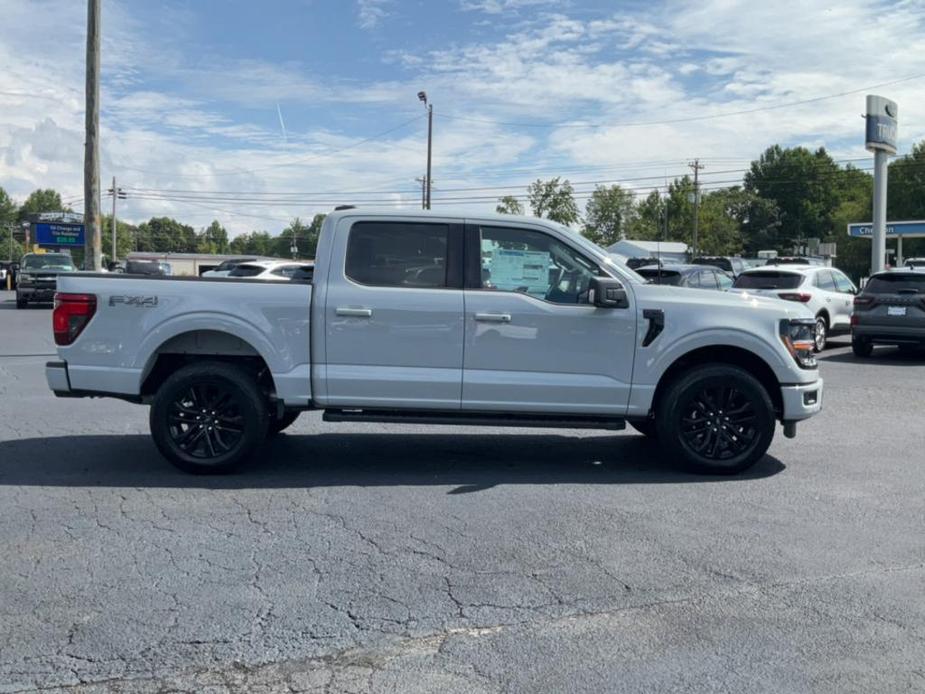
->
[22,254,76,271]
[906,259,925,268]
[693,257,732,272]
[733,271,804,290]
[864,273,925,294]
[229,264,266,277]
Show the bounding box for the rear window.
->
[637,268,682,285]
[864,273,925,294]
[229,264,265,277]
[733,271,804,290]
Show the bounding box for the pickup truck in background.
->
[46,209,823,475]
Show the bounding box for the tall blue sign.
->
[34,222,86,247]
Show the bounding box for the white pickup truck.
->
[46,209,823,475]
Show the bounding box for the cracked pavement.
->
[1,292,924,693]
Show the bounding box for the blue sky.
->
[1,0,924,234]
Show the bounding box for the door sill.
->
[322,408,625,430]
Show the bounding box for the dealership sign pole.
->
[865,95,898,274]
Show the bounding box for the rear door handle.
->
[474,313,512,323]
[336,307,372,318]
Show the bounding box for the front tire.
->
[656,364,775,475]
[15,293,26,309]
[150,361,268,474]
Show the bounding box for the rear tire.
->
[629,419,658,438]
[150,361,268,474]
[851,338,873,358]
[813,315,828,352]
[267,411,300,437]
[656,364,775,475]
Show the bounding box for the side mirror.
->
[589,276,629,308]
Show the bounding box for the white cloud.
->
[357,0,390,29]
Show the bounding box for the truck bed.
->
[53,273,313,406]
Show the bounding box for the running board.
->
[323,408,625,430]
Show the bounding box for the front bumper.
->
[18,284,57,302]
[852,325,925,345]
[780,378,823,422]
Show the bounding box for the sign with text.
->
[34,222,86,247]
[865,95,898,154]
[847,221,925,238]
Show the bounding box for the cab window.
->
[346,222,450,288]
[478,226,598,304]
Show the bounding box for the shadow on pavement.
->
[821,346,925,367]
[0,433,785,491]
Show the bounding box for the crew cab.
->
[46,209,823,475]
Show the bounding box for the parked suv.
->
[732,265,857,351]
[851,270,925,356]
[636,263,733,290]
[691,256,747,278]
[16,253,77,308]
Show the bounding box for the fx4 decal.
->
[109,295,158,307]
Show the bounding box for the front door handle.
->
[336,307,372,318]
[474,313,512,323]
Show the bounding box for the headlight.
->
[18,273,33,282]
[780,318,817,369]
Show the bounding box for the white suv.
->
[732,265,857,350]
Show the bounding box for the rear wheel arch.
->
[649,345,783,420]
[140,329,277,400]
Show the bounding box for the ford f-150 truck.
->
[46,209,823,475]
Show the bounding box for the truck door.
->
[323,218,465,409]
[461,222,636,415]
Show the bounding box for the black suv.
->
[851,271,925,357]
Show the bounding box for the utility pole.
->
[84,0,102,271]
[418,91,433,210]
[415,176,426,210]
[688,159,704,258]
[106,180,126,267]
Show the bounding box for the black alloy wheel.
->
[656,364,775,475]
[678,384,757,461]
[168,383,245,459]
[150,361,267,474]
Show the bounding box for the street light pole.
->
[418,91,433,210]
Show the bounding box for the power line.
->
[434,73,925,129]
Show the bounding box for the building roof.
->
[607,239,689,255]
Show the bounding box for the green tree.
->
[744,145,842,251]
[136,217,197,253]
[496,195,524,215]
[0,187,17,227]
[527,178,579,226]
[228,231,274,256]
[582,184,635,246]
[197,220,229,254]
[101,214,139,263]
[17,189,65,222]
[696,188,746,255]
[274,217,309,258]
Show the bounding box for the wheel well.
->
[815,309,830,326]
[140,330,276,399]
[650,346,783,418]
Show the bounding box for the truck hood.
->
[634,284,814,320]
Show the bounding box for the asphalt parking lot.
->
[1,289,924,693]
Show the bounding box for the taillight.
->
[778,292,812,303]
[854,296,874,307]
[53,293,97,346]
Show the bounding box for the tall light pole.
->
[865,96,898,274]
[84,0,102,271]
[418,91,432,210]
